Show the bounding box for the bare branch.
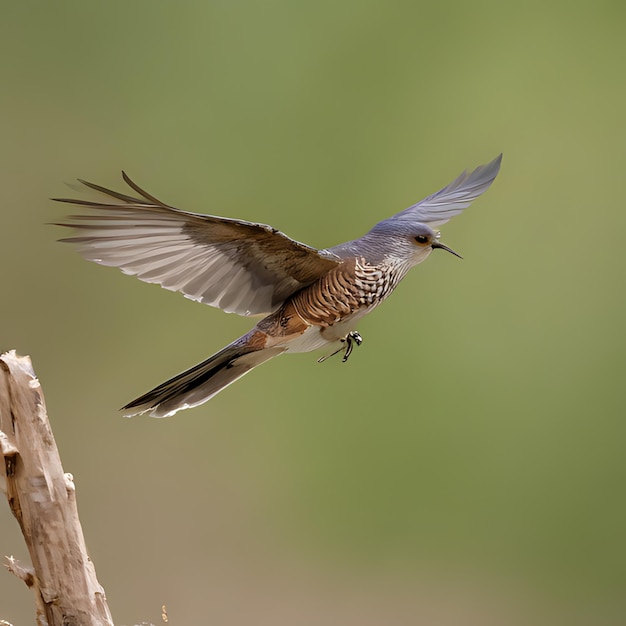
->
[0,350,114,626]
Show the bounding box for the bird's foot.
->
[342,330,363,362]
[317,331,363,363]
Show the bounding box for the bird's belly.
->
[283,306,375,354]
[283,325,333,354]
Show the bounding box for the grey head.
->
[329,154,502,267]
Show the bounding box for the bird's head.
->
[363,219,462,267]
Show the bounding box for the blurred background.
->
[1,1,625,624]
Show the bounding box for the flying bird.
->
[55,154,502,417]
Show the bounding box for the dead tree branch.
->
[0,350,114,626]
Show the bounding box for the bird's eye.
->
[415,235,429,244]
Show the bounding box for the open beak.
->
[432,241,463,259]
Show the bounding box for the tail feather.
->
[122,342,284,417]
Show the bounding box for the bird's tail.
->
[121,338,285,418]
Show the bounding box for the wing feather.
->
[395,154,502,227]
[54,175,340,316]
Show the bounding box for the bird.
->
[54,154,502,417]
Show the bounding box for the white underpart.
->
[283,305,376,354]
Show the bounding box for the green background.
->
[2,2,625,624]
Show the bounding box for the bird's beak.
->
[432,241,463,259]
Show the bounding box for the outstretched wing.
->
[395,154,502,227]
[54,173,340,316]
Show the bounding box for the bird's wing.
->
[396,154,502,227]
[53,173,341,316]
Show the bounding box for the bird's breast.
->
[290,257,400,327]
[352,260,403,306]
[253,257,403,354]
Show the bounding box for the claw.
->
[317,331,363,363]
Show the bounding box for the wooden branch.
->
[0,350,114,626]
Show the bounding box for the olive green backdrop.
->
[2,2,625,624]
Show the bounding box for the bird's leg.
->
[317,331,363,363]
[317,346,343,363]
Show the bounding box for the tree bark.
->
[0,350,114,626]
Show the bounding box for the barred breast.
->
[290,257,403,327]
